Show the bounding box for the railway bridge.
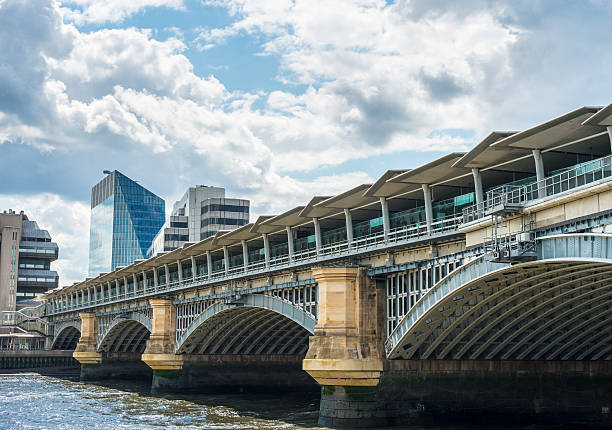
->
[6,103,612,427]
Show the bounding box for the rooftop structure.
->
[146,186,249,258]
[0,210,58,313]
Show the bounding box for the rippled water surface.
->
[0,374,604,430]
[0,374,323,430]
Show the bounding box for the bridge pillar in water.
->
[303,266,388,428]
[73,312,103,381]
[73,313,102,366]
[142,298,184,393]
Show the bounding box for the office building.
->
[0,210,58,312]
[147,186,249,257]
[88,170,165,276]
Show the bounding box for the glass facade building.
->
[88,171,165,276]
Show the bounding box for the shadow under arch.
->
[387,256,612,361]
[51,323,81,350]
[176,294,315,356]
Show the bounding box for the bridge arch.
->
[386,255,612,361]
[97,312,152,353]
[176,294,315,355]
[51,320,81,350]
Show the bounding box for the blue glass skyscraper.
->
[88,171,165,277]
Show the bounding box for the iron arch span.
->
[176,294,316,355]
[97,313,152,354]
[51,321,81,350]
[387,257,612,361]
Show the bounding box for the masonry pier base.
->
[151,355,317,394]
[79,354,152,382]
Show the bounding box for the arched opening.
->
[389,259,612,361]
[52,326,81,350]
[177,306,312,356]
[97,320,151,353]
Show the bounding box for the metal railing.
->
[1,306,53,337]
[48,215,465,315]
[463,155,612,223]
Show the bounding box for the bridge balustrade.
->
[463,155,612,223]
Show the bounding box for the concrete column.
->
[190,256,196,280]
[115,280,120,298]
[153,270,158,289]
[87,287,91,305]
[472,168,484,212]
[142,271,147,291]
[73,313,101,365]
[177,260,183,283]
[303,267,384,427]
[313,218,322,256]
[380,197,390,240]
[533,149,545,182]
[286,226,294,262]
[133,274,138,293]
[344,208,353,248]
[607,126,612,155]
[422,183,433,235]
[164,264,170,285]
[142,298,183,378]
[263,233,271,269]
[206,251,212,278]
[123,277,128,295]
[223,246,229,275]
[241,240,249,272]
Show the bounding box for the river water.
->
[0,374,322,429]
[0,374,603,429]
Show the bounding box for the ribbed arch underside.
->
[177,306,311,355]
[390,260,612,361]
[52,326,80,350]
[97,320,150,353]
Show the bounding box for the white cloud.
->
[60,0,186,25]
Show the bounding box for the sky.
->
[1,0,612,285]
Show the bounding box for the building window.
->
[201,204,249,214]
[201,218,248,228]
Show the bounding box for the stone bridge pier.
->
[303,267,389,427]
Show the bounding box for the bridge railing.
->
[1,307,53,337]
[462,155,612,224]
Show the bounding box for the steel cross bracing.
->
[385,233,612,361]
[45,215,463,317]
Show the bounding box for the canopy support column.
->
[206,251,212,278]
[472,168,484,215]
[344,209,353,249]
[223,246,229,275]
[242,240,249,272]
[380,197,390,241]
[286,226,294,262]
[263,233,271,269]
[313,218,322,256]
[422,184,433,235]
